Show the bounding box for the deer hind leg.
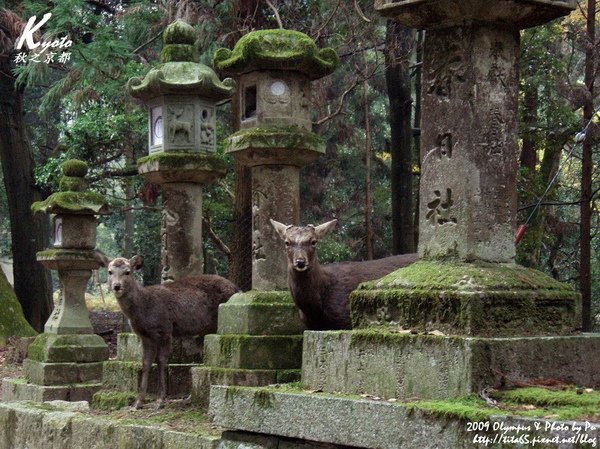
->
[155,335,173,410]
[134,338,157,409]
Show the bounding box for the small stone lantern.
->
[128,20,236,281]
[9,159,112,402]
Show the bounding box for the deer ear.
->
[129,255,144,270]
[94,250,110,268]
[314,219,338,240]
[270,219,289,240]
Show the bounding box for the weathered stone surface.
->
[71,414,118,449]
[191,366,300,409]
[350,261,581,336]
[102,361,197,397]
[23,359,103,386]
[117,332,204,363]
[203,335,303,370]
[0,270,36,346]
[1,378,102,402]
[374,0,577,30]
[137,153,227,184]
[301,331,600,400]
[210,386,600,449]
[26,333,108,363]
[217,291,304,335]
[162,430,220,449]
[117,424,164,449]
[51,215,97,249]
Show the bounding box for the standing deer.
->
[270,219,418,330]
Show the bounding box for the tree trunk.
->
[520,84,538,171]
[580,0,595,332]
[363,78,374,260]
[385,20,416,254]
[413,30,423,249]
[0,58,53,331]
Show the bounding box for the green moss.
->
[59,176,87,192]
[252,388,275,409]
[36,248,96,261]
[348,329,454,349]
[0,270,36,346]
[61,159,88,177]
[227,290,293,305]
[405,396,500,422]
[495,387,600,408]
[91,391,137,410]
[163,20,194,45]
[137,152,227,172]
[227,126,324,153]
[161,44,197,63]
[213,29,338,79]
[31,191,110,215]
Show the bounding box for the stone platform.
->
[301,331,600,400]
[210,385,600,449]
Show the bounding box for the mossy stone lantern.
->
[128,20,236,281]
[214,29,339,290]
[13,159,112,402]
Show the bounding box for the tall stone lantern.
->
[190,30,339,408]
[2,159,112,402]
[128,19,236,282]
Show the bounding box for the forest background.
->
[0,0,598,332]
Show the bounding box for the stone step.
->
[191,366,300,408]
[101,361,198,397]
[116,332,204,363]
[209,385,600,449]
[23,359,103,386]
[1,377,102,403]
[203,334,303,370]
[301,330,600,400]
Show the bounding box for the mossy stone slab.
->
[217,291,304,336]
[301,330,600,400]
[23,359,103,386]
[101,361,197,397]
[203,335,303,370]
[137,152,227,185]
[350,261,581,337]
[1,377,102,402]
[27,333,108,363]
[116,332,203,363]
[190,366,300,409]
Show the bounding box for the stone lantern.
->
[2,159,112,402]
[128,19,236,281]
[190,30,338,408]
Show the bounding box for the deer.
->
[270,219,418,330]
[95,253,238,409]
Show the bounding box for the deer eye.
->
[108,270,113,275]
[285,241,290,247]
[124,271,131,276]
[311,240,317,247]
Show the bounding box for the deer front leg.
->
[134,339,157,409]
[155,336,172,410]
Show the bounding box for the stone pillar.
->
[128,19,235,282]
[2,159,111,403]
[191,29,338,408]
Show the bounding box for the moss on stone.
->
[163,20,195,46]
[252,388,275,409]
[348,329,455,350]
[36,248,96,262]
[59,176,87,192]
[31,191,110,215]
[495,387,600,408]
[227,125,324,153]
[405,396,500,422]
[91,391,137,410]
[161,44,197,63]
[137,152,227,172]
[226,290,293,305]
[0,270,36,346]
[61,159,88,177]
[213,29,338,79]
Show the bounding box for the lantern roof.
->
[213,29,339,80]
[128,20,236,102]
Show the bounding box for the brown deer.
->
[270,219,417,330]
[95,253,238,409]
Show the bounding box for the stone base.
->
[1,378,102,402]
[26,333,109,363]
[210,385,600,449]
[116,332,204,363]
[350,261,581,337]
[101,361,198,397]
[217,291,304,335]
[23,359,103,385]
[191,366,300,409]
[301,331,600,400]
[204,334,303,370]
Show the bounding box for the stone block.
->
[102,361,197,397]
[350,261,581,337]
[26,333,109,363]
[116,424,164,449]
[1,377,102,402]
[116,332,204,363]
[203,334,303,370]
[217,291,304,335]
[23,359,103,386]
[71,415,118,449]
[191,366,300,409]
[162,431,220,449]
[301,331,600,400]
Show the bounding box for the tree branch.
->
[203,217,232,261]
[265,0,283,29]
